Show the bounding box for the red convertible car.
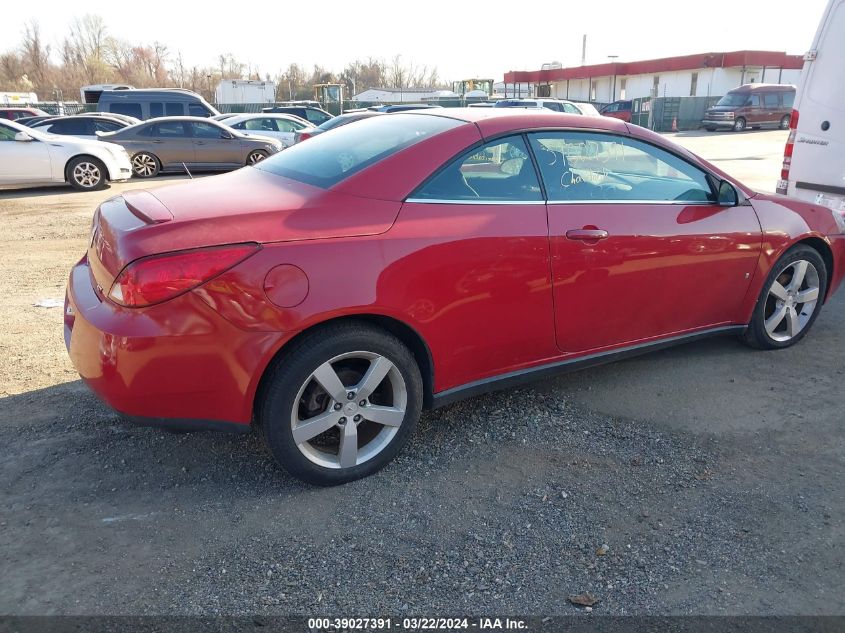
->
[65,109,845,484]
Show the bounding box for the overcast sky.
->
[3,0,830,82]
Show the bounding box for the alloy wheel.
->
[247,151,266,165]
[72,162,101,188]
[290,351,407,469]
[763,259,821,342]
[132,154,157,177]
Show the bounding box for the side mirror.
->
[717,180,739,206]
[14,132,33,142]
[220,130,234,139]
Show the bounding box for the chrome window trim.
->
[405,198,547,205]
[405,198,718,206]
[545,199,719,206]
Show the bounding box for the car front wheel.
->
[733,117,747,132]
[67,156,107,191]
[260,322,423,485]
[743,245,827,350]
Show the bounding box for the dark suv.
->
[261,106,333,125]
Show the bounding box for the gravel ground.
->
[0,132,843,616]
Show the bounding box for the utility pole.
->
[581,35,587,66]
[608,55,619,101]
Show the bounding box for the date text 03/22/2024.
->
[307,617,528,630]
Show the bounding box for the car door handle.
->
[566,229,609,241]
[152,140,164,144]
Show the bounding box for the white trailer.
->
[0,92,38,105]
[215,80,276,105]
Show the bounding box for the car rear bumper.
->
[64,256,285,429]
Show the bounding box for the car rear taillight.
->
[108,243,260,307]
[777,109,799,193]
[296,131,313,143]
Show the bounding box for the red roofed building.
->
[502,51,804,102]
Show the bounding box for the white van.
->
[777,0,845,215]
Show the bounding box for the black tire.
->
[779,114,791,130]
[259,322,423,485]
[66,156,108,191]
[131,152,160,178]
[743,245,827,350]
[246,150,268,166]
[733,117,747,132]
[705,126,717,132]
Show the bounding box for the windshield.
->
[716,93,749,107]
[257,113,463,188]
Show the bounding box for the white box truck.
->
[215,80,276,105]
[777,0,845,222]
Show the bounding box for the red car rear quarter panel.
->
[67,259,282,423]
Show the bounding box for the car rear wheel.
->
[705,126,717,132]
[67,156,107,191]
[246,150,268,166]
[743,245,827,350]
[733,117,747,132]
[260,322,423,485]
[779,114,791,130]
[131,153,160,178]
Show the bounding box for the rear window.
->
[257,113,463,188]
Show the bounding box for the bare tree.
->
[20,21,51,87]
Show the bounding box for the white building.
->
[503,51,804,103]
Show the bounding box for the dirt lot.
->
[1,130,843,616]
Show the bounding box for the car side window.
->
[188,103,211,117]
[764,93,779,108]
[191,122,223,138]
[152,121,189,137]
[0,124,17,141]
[562,103,580,114]
[528,131,715,203]
[274,119,299,132]
[149,102,164,118]
[413,135,543,202]
[46,119,91,135]
[243,118,274,132]
[747,95,761,107]
[94,120,122,132]
[783,92,795,108]
[305,110,330,124]
[109,103,143,119]
[165,102,183,116]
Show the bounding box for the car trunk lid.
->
[87,167,402,294]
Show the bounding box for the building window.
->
[590,80,597,101]
[652,75,660,96]
[690,72,698,96]
[620,78,627,100]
